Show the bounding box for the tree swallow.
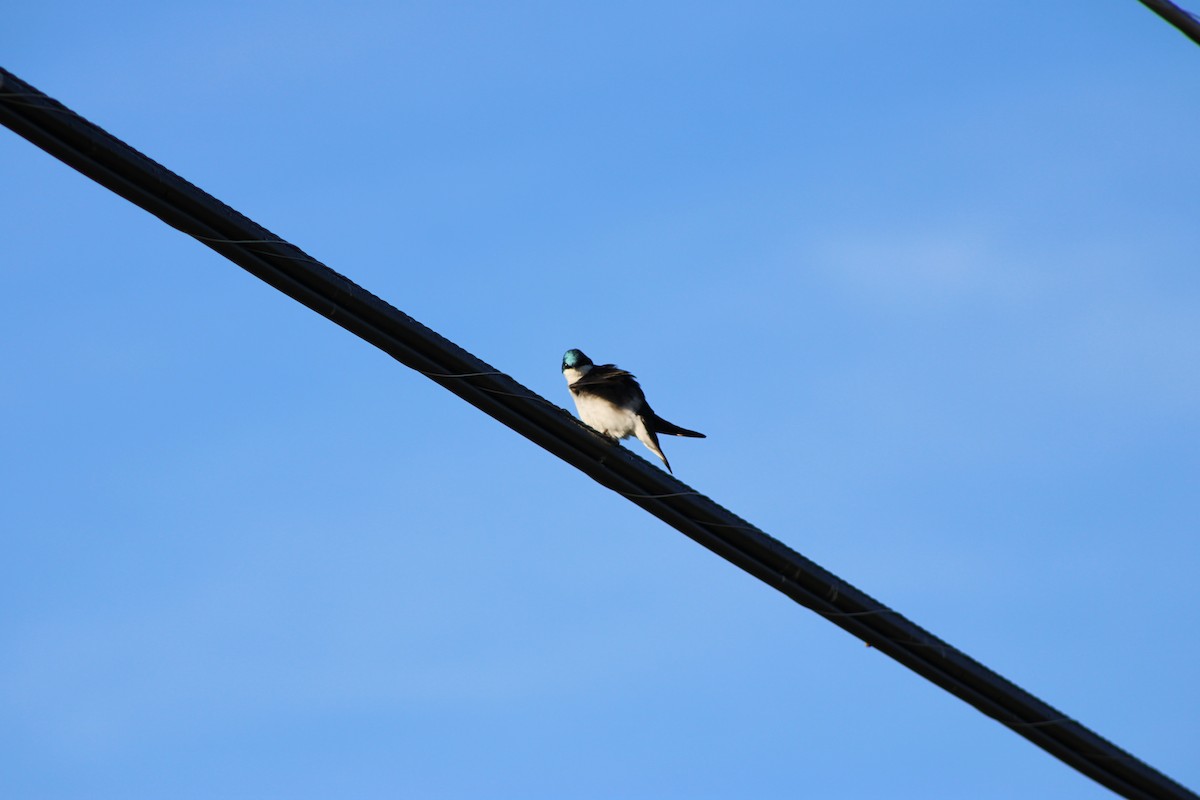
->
[561,348,705,473]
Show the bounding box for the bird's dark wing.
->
[569,364,644,408]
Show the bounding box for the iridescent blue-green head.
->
[562,348,592,372]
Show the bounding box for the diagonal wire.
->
[1,67,1195,800]
[1138,0,1200,46]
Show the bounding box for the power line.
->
[1138,0,1200,46]
[0,67,1194,800]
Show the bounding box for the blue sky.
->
[3,2,1198,798]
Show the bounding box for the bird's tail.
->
[650,414,705,439]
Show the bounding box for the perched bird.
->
[561,348,705,473]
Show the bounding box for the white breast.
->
[563,363,641,439]
[572,392,638,439]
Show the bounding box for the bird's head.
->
[562,348,593,372]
